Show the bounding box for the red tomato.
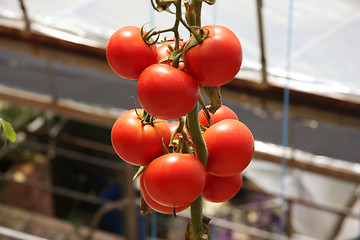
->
[140,174,189,214]
[157,40,185,69]
[202,172,243,203]
[137,64,199,120]
[143,153,206,207]
[111,109,171,166]
[106,26,158,80]
[203,119,254,177]
[184,25,243,86]
[198,105,238,126]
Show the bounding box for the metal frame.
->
[0,1,359,239]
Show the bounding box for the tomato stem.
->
[185,1,209,239]
[198,94,213,127]
[187,104,208,240]
[142,110,155,125]
[187,105,207,167]
[190,196,206,240]
[172,0,182,68]
[146,0,205,49]
[168,116,186,152]
[180,18,203,43]
[198,93,207,110]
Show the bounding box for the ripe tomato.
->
[157,40,185,69]
[184,25,243,86]
[139,174,189,214]
[143,153,206,207]
[111,109,171,166]
[202,172,243,203]
[203,119,254,177]
[198,105,238,126]
[137,64,199,120]
[106,26,158,80]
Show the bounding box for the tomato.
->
[198,105,238,126]
[157,40,185,69]
[106,26,158,80]
[203,119,254,177]
[137,64,199,120]
[143,153,206,207]
[111,109,171,166]
[184,25,243,86]
[202,172,243,203]
[140,174,189,214]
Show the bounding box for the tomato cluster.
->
[106,25,242,120]
[111,106,253,213]
[107,24,253,214]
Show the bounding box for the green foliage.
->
[0,117,16,145]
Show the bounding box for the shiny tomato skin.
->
[111,109,171,166]
[143,153,206,207]
[198,105,238,126]
[137,64,199,120]
[106,26,158,80]
[140,174,189,214]
[203,172,243,203]
[203,119,254,177]
[184,25,243,86]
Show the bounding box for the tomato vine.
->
[107,0,253,239]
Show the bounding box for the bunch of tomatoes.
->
[107,24,254,215]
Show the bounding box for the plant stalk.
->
[187,104,208,240]
[186,1,207,239]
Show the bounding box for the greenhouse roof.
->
[1,0,360,98]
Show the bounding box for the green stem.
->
[141,110,154,125]
[198,93,207,110]
[187,104,208,240]
[172,0,182,68]
[187,106,207,167]
[186,1,207,239]
[179,18,203,43]
[192,0,203,27]
[145,26,174,41]
[190,196,205,240]
[168,116,186,152]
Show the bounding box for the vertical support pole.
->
[124,164,137,240]
[280,0,294,236]
[151,212,157,240]
[18,0,31,32]
[256,0,267,85]
[46,61,58,104]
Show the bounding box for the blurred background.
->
[0,0,359,239]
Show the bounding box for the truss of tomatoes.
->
[107,25,254,214]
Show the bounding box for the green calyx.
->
[150,0,176,13]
